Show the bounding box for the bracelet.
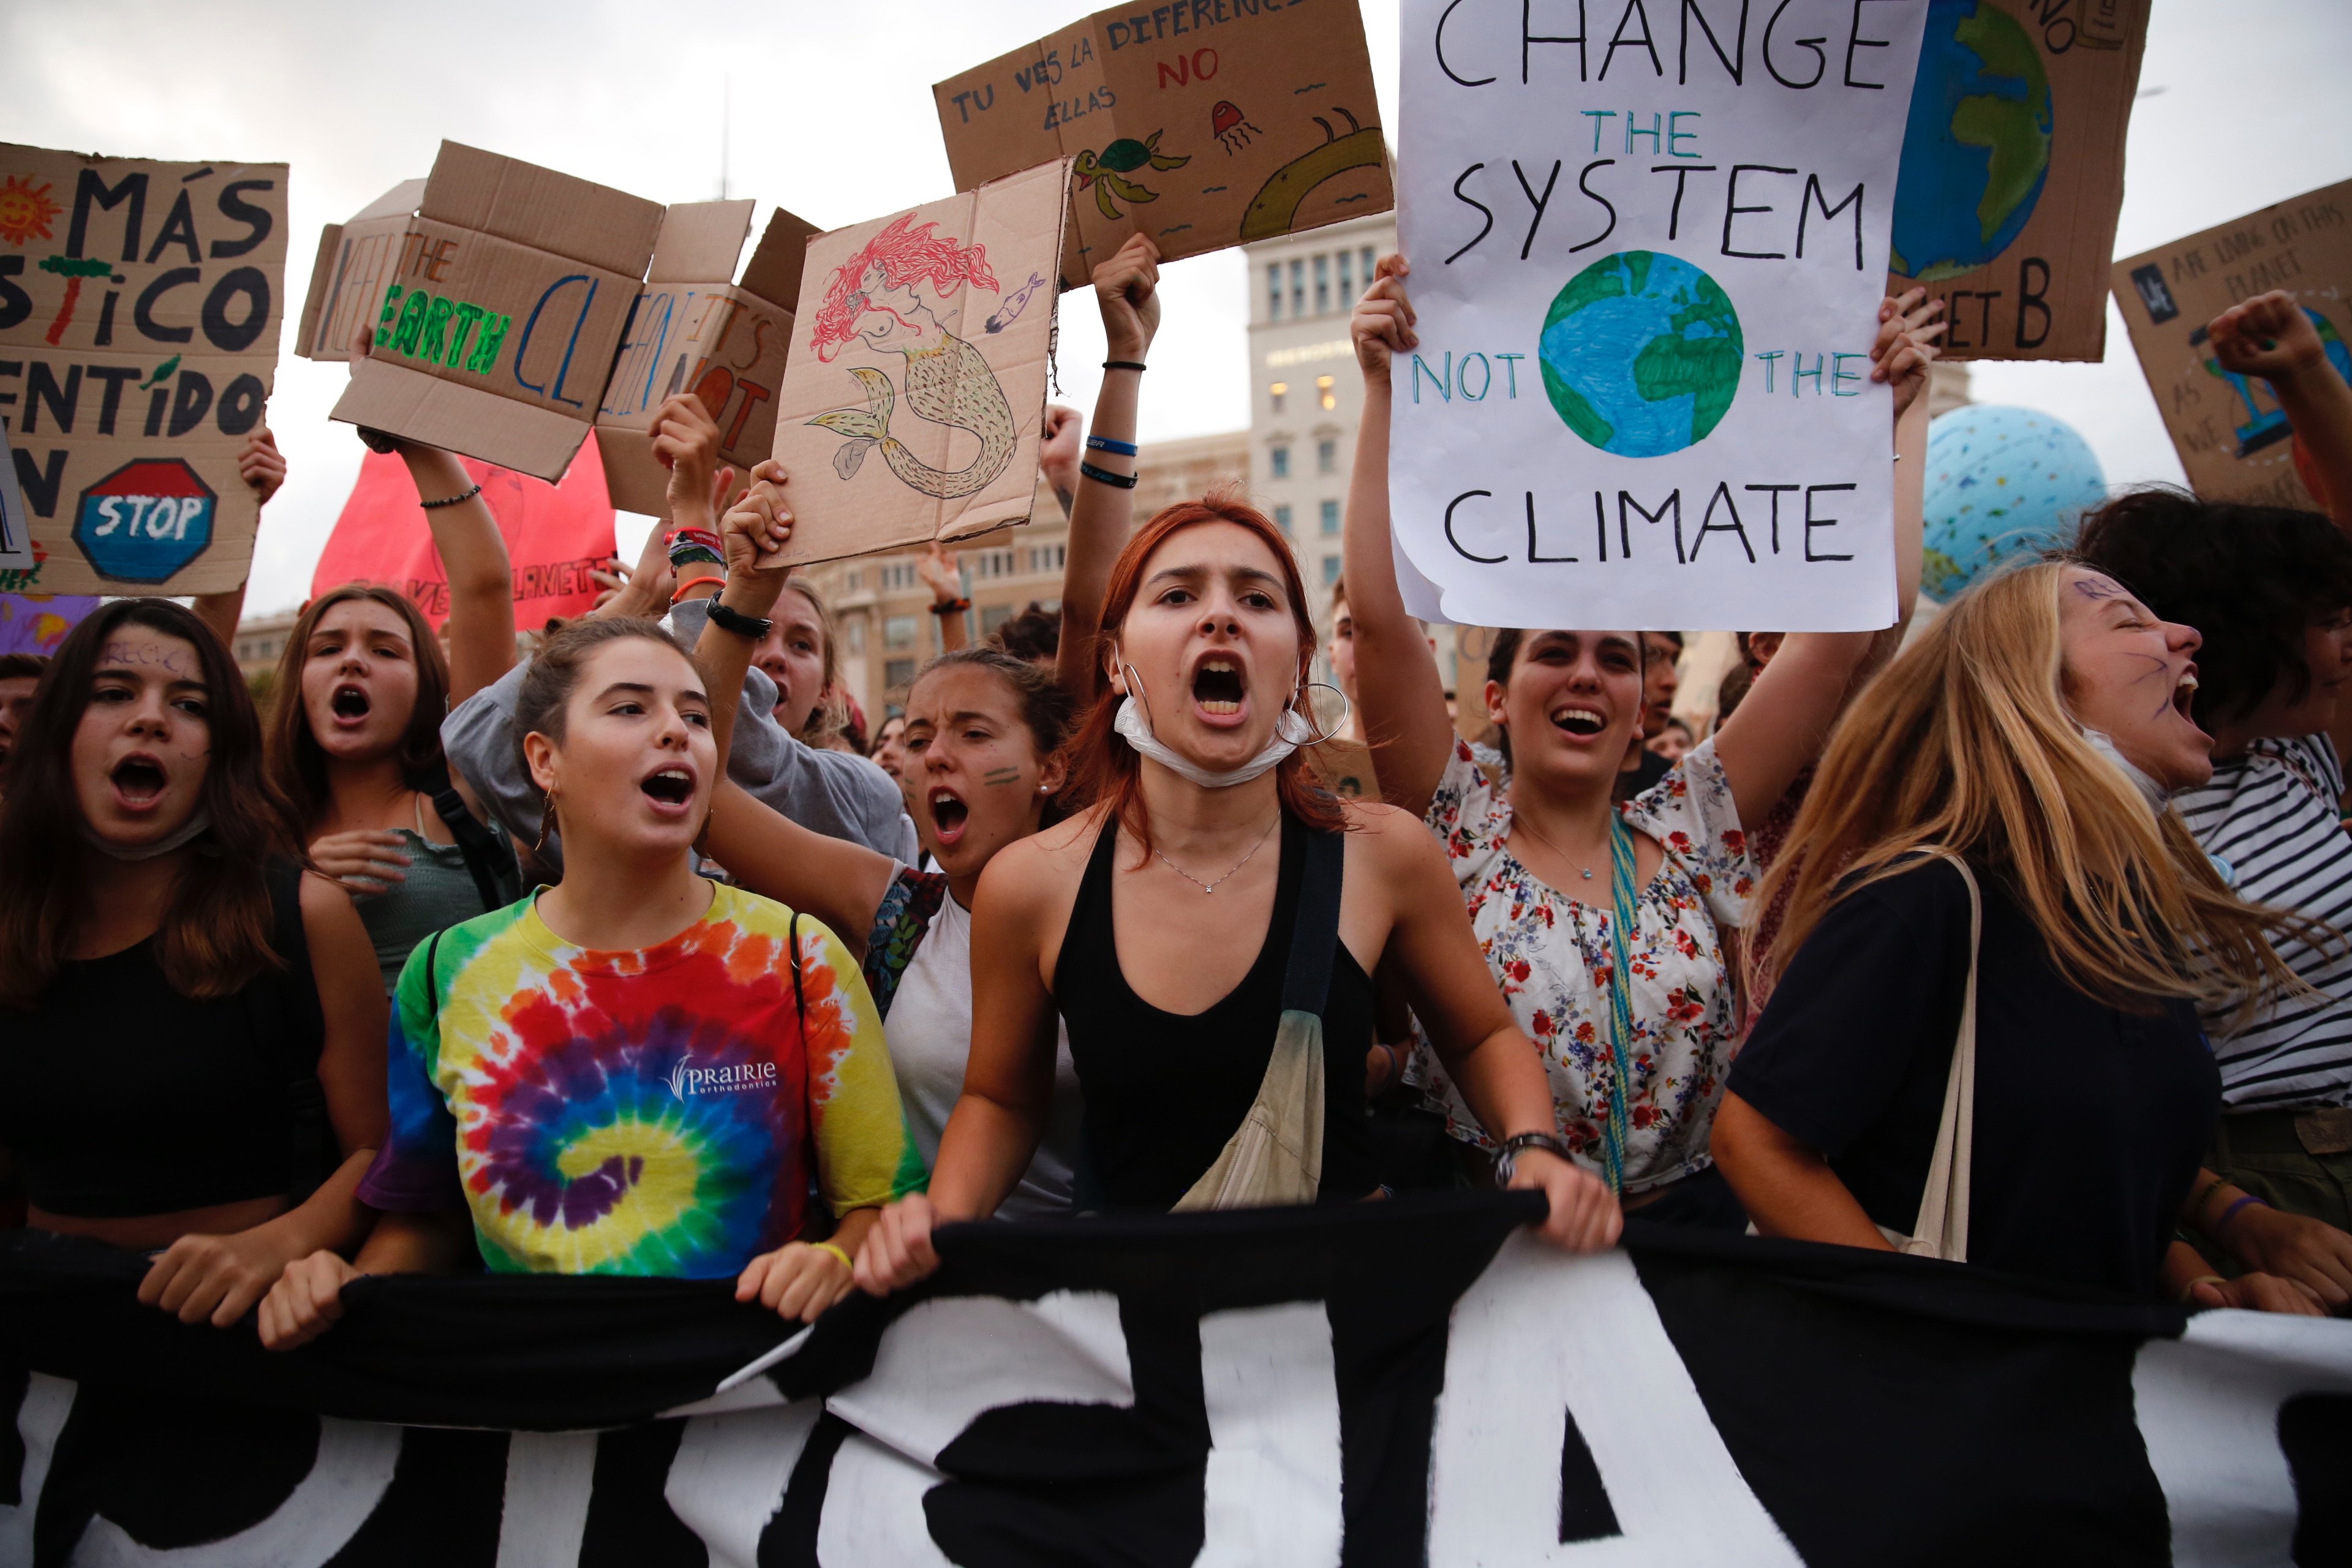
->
[668,526,726,571]
[812,1240,854,1272]
[1373,1041,1406,1091]
[420,483,483,510]
[1085,434,1140,456]
[931,596,972,615]
[1494,1129,1574,1185]
[2214,1194,2269,1238]
[2187,1174,2227,1226]
[704,598,772,639]
[1102,360,1148,373]
[670,575,728,604]
[1080,461,1140,490]
[2179,1273,2228,1303]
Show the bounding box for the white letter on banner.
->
[665,1403,824,1568]
[71,1414,400,1567]
[495,1431,599,1568]
[1197,1301,1344,1568]
[1427,1234,1804,1564]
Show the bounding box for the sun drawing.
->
[0,175,63,246]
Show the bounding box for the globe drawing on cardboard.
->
[1539,251,1743,458]
[1921,404,2105,600]
[1890,0,2052,282]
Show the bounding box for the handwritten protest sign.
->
[0,415,31,574]
[770,162,1069,567]
[309,436,617,632]
[1887,0,2146,361]
[0,593,94,655]
[2112,181,2352,511]
[935,0,1390,287]
[595,200,817,516]
[326,143,663,482]
[1391,0,1926,631]
[0,144,288,595]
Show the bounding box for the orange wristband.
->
[671,575,728,604]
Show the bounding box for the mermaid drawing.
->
[807,214,1020,500]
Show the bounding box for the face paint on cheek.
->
[982,766,1022,787]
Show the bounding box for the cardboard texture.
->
[327,143,663,481]
[1887,0,2147,362]
[0,416,31,571]
[2112,181,2352,510]
[0,144,288,595]
[595,201,819,516]
[934,0,1390,287]
[769,162,1069,567]
[297,178,427,361]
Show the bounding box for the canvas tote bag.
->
[1879,851,1983,1261]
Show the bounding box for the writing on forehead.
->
[100,639,195,677]
[2071,576,2127,602]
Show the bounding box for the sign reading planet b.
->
[1539,251,1744,458]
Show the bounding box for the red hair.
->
[810,214,998,362]
[1065,494,1346,857]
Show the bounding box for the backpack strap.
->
[413,756,521,913]
[1278,824,1347,1020]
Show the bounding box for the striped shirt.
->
[2175,734,2352,1110]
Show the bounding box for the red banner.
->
[310,435,618,631]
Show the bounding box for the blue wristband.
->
[1085,434,1139,457]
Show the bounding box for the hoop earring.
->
[533,786,560,858]
[1290,680,1352,747]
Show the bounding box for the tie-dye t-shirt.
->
[356,885,925,1277]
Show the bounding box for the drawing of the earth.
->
[1921,404,2105,600]
[1890,0,2052,282]
[1539,252,1743,458]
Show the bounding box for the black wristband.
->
[419,483,483,510]
[703,598,773,640]
[1079,461,1140,489]
[356,425,401,454]
[1102,360,1148,373]
[1493,1131,1575,1185]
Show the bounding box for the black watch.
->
[703,598,772,639]
[1493,1131,1575,1185]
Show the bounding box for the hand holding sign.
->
[652,393,736,537]
[238,430,287,508]
[721,459,797,596]
[1093,233,1163,361]
[1351,254,1419,384]
[1872,288,1948,421]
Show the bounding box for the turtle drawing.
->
[1072,131,1191,220]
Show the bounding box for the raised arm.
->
[1341,257,1456,821]
[190,429,286,650]
[400,442,511,706]
[1712,292,1943,826]
[1054,236,1160,704]
[700,457,794,778]
[2209,290,2352,524]
[916,541,971,653]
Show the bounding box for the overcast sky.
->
[5,0,2348,615]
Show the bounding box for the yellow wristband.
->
[812,1241,854,1273]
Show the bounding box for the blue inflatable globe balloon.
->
[1891,0,2052,282]
[1539,251,1744,458]
[1922,405,2106,600]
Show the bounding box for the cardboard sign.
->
[325,143,663,481]
[769,162,1069,567]
[309,435,617,632]
[594,200,818,516]
[0,415,32,572]
[1391,0,1926,632]
[0,144,288,595]
[1887,0,2146,362]
[2112,181,2352,511]
[934,0,1391,287]
[295,177,427,363]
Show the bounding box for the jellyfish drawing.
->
[1210,100,1261,154]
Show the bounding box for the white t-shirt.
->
[884,886,1084,1217]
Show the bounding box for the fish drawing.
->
[985,273,1048,334]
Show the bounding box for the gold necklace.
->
[1153,813,1281,894]
[1510,812,1598,881]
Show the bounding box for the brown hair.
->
[916,645,1078,762]
[266,584,451,828]
[511,616,692,827]
[1066,494,1345,855]
[779,579,848,746]
[0,653,46,681]
[0,600,296,1008]
[1758,562,2307,1018]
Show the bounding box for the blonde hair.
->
[779,578,847,745]
[1759,561,2305,1019]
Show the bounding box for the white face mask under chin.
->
[2082,728,2171,815]
[81,808,212,861]
[1112,665,1336,789]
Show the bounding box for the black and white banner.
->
[5,1194,2349,1566]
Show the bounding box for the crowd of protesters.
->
[6,239,2352,1353]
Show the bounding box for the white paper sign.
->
[1393,0,1927,631]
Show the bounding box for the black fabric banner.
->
[4,1194,2348,1566]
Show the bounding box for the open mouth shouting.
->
[929,786,971,848]
[639,764,697,816]
[1191,656,1246,721]
[2169,665,2204,731]
[1550,703,1608,741]
[110,752,170,812]
[330,684,372,726]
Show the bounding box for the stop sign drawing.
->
[74,459,217,583]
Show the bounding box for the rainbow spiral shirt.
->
[357,886,925,1277]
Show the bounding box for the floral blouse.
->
[1412,736,1755,1193]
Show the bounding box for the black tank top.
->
[1055,811,1379,1211]
[0,861,327,1218]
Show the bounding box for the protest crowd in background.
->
[2,0,2351,1555]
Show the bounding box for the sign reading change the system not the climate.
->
[1393,0,1928,632]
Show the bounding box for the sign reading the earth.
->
[1392,0,1927,633]
[1887,0,2147,362]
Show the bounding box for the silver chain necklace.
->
[1152,813,1281,894]
[1510,812,1598,880]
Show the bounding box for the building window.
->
[1318,375,1338,412]
[846,618,867,654]
[1361,246,1377,288]
[884,614,918,649]
[1028,542,1065,573]
[1269,380,1287,413]
[1320,499,1341,535]
[1322,554,1342,586]
[1314,253,1330,314]
[980,603,1015,635]
[1268,263,1282,320]
[881,561,918,591]
[845,568,862,590]
[1274,503,1293,535]
[884,657,916,690]
[971,548,1016,579]
[1270,445,1291,480]
[1338,247,1355,303]
[1289,259,1304,317]
[1316,437,1336,474]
